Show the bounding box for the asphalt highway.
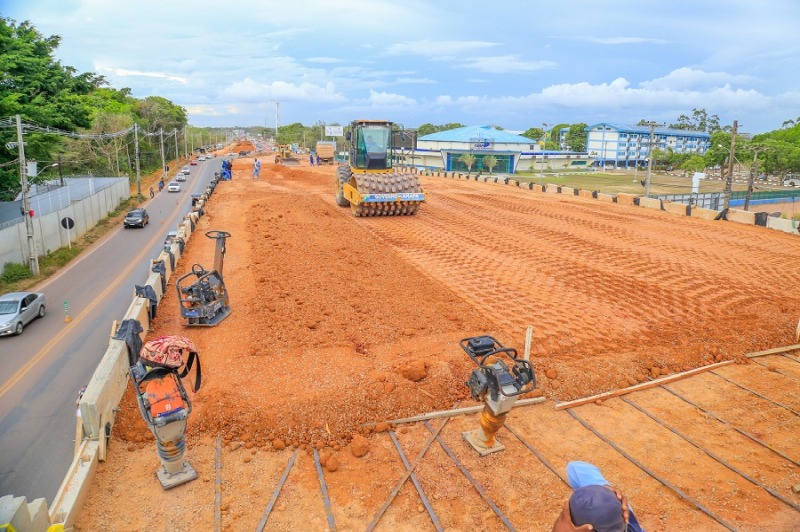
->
[0,158,221,502]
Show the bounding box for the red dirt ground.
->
[75,141,800,531]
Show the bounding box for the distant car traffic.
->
[168,182,181,192]
[123,208,149,228]
[176,174,186,182]
[190,160,198,166]
[0,292,46,336]
[198,156,206,161]
[181,166,191,173]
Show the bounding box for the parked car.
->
[163,230,179,251]
[168,182,181,192]
[0,292,46,336]
[176,174,186,182]
[123,208,149,228]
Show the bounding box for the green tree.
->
[458,153,477,175]
[482,155,498,174]
[0,17,105,199]
[565,123,588,152]
[682,155,706,173]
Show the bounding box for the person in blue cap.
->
[551,462,644,532]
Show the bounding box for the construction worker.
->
[551,462,642,532]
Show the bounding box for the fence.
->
[0,177,129,267]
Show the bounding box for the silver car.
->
[0,292,46,336]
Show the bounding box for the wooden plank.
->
[745,344,800,358]
[365,397,546,426]
[554,361,734,410]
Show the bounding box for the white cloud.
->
[367,90,416,107]
[306,57,345,64]
[395,77,436,85]
[95,65,187,84]
[386,39,499,57]
[219,78,345,103]
[580,36,670,45]
[639,67,755,91]
[457,56,557,74]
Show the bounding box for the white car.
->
[198,156,206,161]
[181,166,191,174]
[176,174,186,182]
[168,182,181,192]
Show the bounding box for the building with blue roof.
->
[398,125,592,174]
[586,123,710,169]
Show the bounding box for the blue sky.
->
[4,0,800,134]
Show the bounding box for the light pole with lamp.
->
[539,123,549,186]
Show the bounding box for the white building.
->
[586,123,710,169]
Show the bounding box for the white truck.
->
[784,174,799,187]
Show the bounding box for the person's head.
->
[568,485,626,532]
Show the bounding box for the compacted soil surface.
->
[76,143,800,531]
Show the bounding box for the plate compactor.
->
[461,335,536,456]
[176,230,231,326]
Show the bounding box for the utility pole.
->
[134,123,142,199]
[58,154,64,187]
[173,128,179,164]
[159,127,166,181]
[641,121,662,197]
[744,145,767,211]
[184,126,188,158]
[274,100,280,143]
[16,115,39,275]
[539,123,549,186]
[190,126,194,154]
[722,120,738,211]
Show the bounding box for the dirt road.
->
[76,145,800,530]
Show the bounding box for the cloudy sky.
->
[4,0,800,134]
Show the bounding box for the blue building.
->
[586,123,710,169]
[406,125,589,173]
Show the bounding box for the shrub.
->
[1,262,32,284]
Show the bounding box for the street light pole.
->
[641,121,661,197]
[16,115,39,275]
[539,123,549,186]
[134,123,142,199]
[722,120,738,211]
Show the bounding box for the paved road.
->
[0,159,221,502]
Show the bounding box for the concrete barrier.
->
[42,193,217,529]
[766,216,800,234]
[560,186,575,196]
[597,193,616,203]
[578,189,594,199]
[726,208,756,226]
[531,184,544,193]
[662,201,690,217]
[639,197,663,210]
[691,206,721,220]
[616,193,638,206]
[545,184,559,194]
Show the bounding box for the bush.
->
[1,262,32,284]
[42,246,80,268]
